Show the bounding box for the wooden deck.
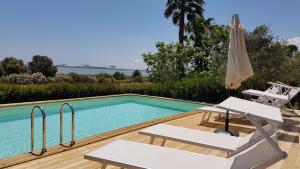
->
[6,110,300,169]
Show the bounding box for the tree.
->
[28,55,57,77]
[132,70,141,78]
[132,70,143,82]
[187,16,214,47]
[187,18,230,74]
[0,57,27,75]
[245,25,290,81]
[113,71,126,80]
[164,0,205,45]
[287,44,298,57]
[143,42,206,81]
[0,65,4,77]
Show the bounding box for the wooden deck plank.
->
[5,110,300,169]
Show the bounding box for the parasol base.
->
[214,128,239,137]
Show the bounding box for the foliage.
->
[279,53,300,85]
[68,72,98,83]
[0,66,4,77]
[143,42,208,81]
[245,25,288,82]
[132,70,142,78]
[132,70,143,82]
[0,57,27,75]
[113,71,126,80]
[28,55,57,77]
[52,73,74,83]
[0,72,46,84]
[0,83,155,104]
[189,23,230,74]
[0,74,298,105]
[164,0,205,45]
[152,74,228,103]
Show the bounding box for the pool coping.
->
[0,93,210,108]
[0,94,207,168]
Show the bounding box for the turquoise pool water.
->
[0,95,201,159]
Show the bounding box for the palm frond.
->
[164,2,179,18]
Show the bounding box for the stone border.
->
[0,94,209,108]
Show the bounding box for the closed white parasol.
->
[225,14,254,89]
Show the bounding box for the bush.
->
[87,75,97,83]
[133,76,143,82]
[0,83,155,104]
[0,66,4,77]
[0,76,298,106]
[132,70,143,82]
[0,57,27,75]
[68,72,97,83]
[0,72,47,84]
[31,72,47,84]
[52,73,74,83]
[28,55,57,77]
[113,71,126,80]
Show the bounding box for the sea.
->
[57,66,148,76]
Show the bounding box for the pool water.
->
[0,95,201,159]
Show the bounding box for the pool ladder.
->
[60,103,75,146]
[30,103,75,156]
[31,106,47,155]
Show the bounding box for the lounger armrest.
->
[267,82,293,89]
[242,89,289,101]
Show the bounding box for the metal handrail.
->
[60,103,75,146]
[31,106,47,155]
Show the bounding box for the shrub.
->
[31,72,47,84]
[133,76,143,82]
[113,71,126,80]
[3,73,32,84]
[132,70,143,82]
[68,72,84,82]
[67,72,98,83]
[0,57,27,75]
[87,75,97,83]
[28,55,57,77]
[0,77,298,106]
[53,73,74,83]
[0,72,46,84]
[0,66,4,77]
[0,83,155,104]
[95,73,113,83]
[132,70,142,77]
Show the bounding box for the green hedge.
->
[0,83,155,104]
[0,76,299,108]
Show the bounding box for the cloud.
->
[288,36,300,48]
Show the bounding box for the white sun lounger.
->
[140,97,283,156]
[139,123,275,156]
[85,137,285,169]
[198,106,241,125]
[267,81,293,95]
[243,85,300,114]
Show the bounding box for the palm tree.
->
[187,16,214,47]
[164,0,205,46]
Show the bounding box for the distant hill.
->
[56,65,145,71]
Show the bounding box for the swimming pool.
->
[0,95,201,159]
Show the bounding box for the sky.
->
[0,0,299,69]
